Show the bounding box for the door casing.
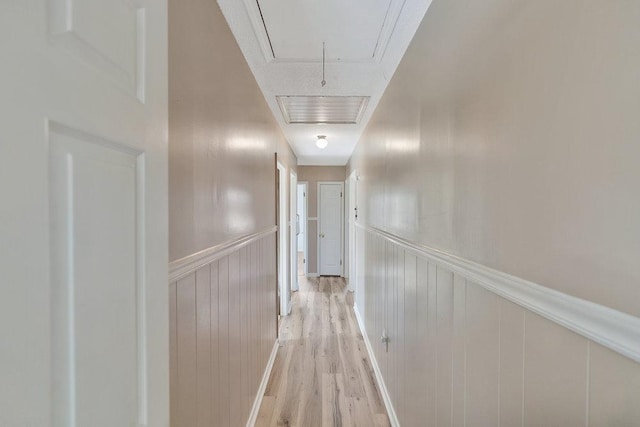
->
[276,161,290,315]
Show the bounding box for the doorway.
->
[318,182,344,276]
[346,171,358,292]
[297,182,308,278]
[289,171,298,293]
[276,161,290,316]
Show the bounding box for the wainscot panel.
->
[355,223,640,427]
[169,229,278,427]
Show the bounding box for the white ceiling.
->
[217,0,433,165]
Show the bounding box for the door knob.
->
[320,233,325,238]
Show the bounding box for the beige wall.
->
[169,0,296,263]
[349,0,640,424]
[350,0,640,317]
[297,166,346,274]
[168,0,295,425]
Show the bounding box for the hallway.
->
[3,0,640,425]
[257,277,390,426]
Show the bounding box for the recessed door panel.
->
[49,124,145,427]
[49,0,143,98]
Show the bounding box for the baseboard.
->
[246,340,280,427]
[346,277,354,292]
[307,272,319,278]
[353,304,400,427]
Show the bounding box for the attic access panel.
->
[276,96,370,125]
[258,0,391,61]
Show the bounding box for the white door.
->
[348,172,358,291]
[296,184,305,253]
[277,161,289,315]
[0,2,168,426]
[290,171,298,292]
[296,182,307,276]
[319,182,344,276]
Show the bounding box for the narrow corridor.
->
[256,277,390,426]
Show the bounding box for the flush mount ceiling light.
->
[316,135,328,149]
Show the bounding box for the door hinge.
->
[340,192,343,197]
[340,260,342,266]
[303,259,306,264]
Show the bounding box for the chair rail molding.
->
[357,223,640,363]
[169,226,278,282]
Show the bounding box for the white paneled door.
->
[290,171,298,292]
[0,1,168,426]
[319,182,344,276]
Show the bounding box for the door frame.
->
[317,181,345,277]
[289,171,298,293]
[276,161,289,316]
[347,170,358,292]
[297,181,309,277]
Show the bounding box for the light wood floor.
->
[256,276,390,427]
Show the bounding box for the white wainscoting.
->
[169,229,278,427]
[356,223,640,426]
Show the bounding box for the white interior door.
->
[277,162,289,315]
[348,172,358,291]
[0,1,168,426]
[319,182,344,276]
[290,171,298,292]
[297,184,306,254]
[296,182,307,276]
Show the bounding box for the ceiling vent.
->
[276,96,370,124]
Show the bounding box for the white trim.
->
[372,0,407,63]
[169,227,277,282]
[290,171,298,291]
[357,223,640,363]
[240,0,275,63]
[317,181,345,277]
[246,340,280,427]
[307,273,319,278]
[346,170,358,292]
[353,304,399,427]
[277,161,289,317]
[343,178,350,282]
[297,181,309,277]
[307,217,318,221]
[239,0,404,64]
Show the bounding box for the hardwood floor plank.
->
[295,337,323,426]
[256,396,276,427]
[256,276,390,426]
[264,342,286,396]
[348,397,376,427]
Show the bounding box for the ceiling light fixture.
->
[316,135,328,149]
